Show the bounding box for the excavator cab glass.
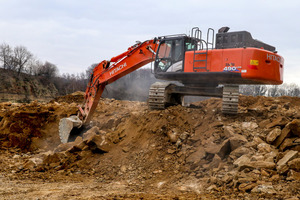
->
[155,38,184,72]
[154,36,199,73]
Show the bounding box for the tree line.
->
[0,43,89,95]
[0,43,59,78]
[240,84,300,97]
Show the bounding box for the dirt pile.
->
[0,98,79,151]
[50,91,85,104]
[0,94,300,199]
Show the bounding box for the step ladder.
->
[191,27,214,72]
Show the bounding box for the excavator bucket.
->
[59,116,83,143]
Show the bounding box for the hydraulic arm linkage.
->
[59,39,158,143]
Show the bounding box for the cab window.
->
[155,39,183,72]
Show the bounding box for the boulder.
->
[122,146,130,153]
[244,136,264,149]
[279,138,299,151]
[186,146,206,164]
[209,154,222,169]
[257,142,273,154]
[67,141,87,153]
[270,174,280,182]
[238,182,256,192]
[223,126,235,138]
[23,160,36,171]
[86,134,113,153]
[260,169,270,177]
[251,161,276,169]
[23,157,43,171]
[253,136,265,144]
[273,126,291,148]
[82,126,99,140]
[236,160,276,170]
[251,155,265,161]
[42,152,64,166]
[287,119,300,137]
[230,146,252,160]
[242,122,258,130]
[167,149,176,154]
[266,127,281,144]
[277,164,289,174]
[233,155,251,167]
[276,150,298,174]
[287,170,300,181]
[264,151,278,163]
[166,128,179,143]
[259,119,271,128]
[210,121,223,128]
[221,174,233,184]
[251,184,276,194]
[229,134,248,151]
[217,139,231,159]
[179,131,190,141]
[288,158,300,171]
[277,150,298,167]
[204,142,220,154]
[291,145,300,152]
[54,136,83,153]
[266,116,289,129]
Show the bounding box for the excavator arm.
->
[59,39,158,143]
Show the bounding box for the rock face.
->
[0,68,58,103]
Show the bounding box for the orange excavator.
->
[59,27,284,143]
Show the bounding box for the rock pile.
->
[1,94,299,199]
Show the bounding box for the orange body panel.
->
[184,48,283,84]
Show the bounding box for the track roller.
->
[148,82,182,110]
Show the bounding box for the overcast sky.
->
[0,0,299,85]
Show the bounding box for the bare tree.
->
[0,43,13,70]
[240,85,267,96]
[253,85,267,96]
[289,83,300,96]
[36,61,58,78]
[24,57,39,75]
[12,46,33,74]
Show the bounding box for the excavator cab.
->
[153,28,216,86]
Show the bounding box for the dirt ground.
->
[0,92,300,199]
